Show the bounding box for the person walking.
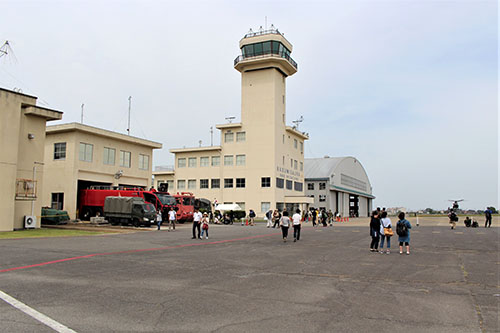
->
[266,209,273,228]
[369,210,380,252]
[484,208,492,228]
[272,209,280,228]
[156,210,163,231]
[292,209,302,242]
[321,208,328,227]
[312,208,317,227]
[168,207,176,231]
[192,208,202,239]
[396,212,412,255]
[280,211,291,242]
[200,213,210,239]
[379,211,392,254]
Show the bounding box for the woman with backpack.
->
[379,211,393,254]
[396,212,412,255]
[369,210,380,252]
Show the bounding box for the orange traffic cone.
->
[245,219,248,226]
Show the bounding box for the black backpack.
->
[396,221,408,237]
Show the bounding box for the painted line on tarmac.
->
[0,289,77,332]
[0,233,280,274]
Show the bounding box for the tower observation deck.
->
[234,28,298,77]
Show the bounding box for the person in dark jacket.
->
[484,208,492,228]
[369,210,381,252]
[397,212,412,255]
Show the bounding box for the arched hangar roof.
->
[304,156,374,198]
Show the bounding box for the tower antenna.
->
[210,126,213,146]
[127,96,132,135]
[292,116,304,130]
[81,103,84,124]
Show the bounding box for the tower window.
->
[261,177,271,188]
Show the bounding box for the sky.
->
[1,0,497,211]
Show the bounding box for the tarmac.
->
[0,216,498,332]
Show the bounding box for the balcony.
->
[234,51,298,70]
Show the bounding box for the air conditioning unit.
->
[24,215,37,229]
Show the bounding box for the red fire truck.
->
[172,192,195,222]
[78,186,177,222]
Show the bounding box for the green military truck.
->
[104,196,156,227]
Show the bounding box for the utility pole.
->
[127,96,131,135]
[210,126,213,146]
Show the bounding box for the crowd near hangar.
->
[305,156,374,217]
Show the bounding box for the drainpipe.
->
[31,162,44,217]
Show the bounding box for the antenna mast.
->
[80,103,84,124]
[127,96,131,135]
[210,126,213,146]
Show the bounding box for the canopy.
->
[214,204,242,212]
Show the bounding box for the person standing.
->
[192,208,202,239]
[369,210,380,252]
[321,208,328,227]
[156,210,162,231]
[484,208,492,228]
[248,209,256,226]
[200,213,209,239]
[292,209,302,242]
[312,208,317,227]
[379,211,392,254]
[280,211,291,242]
[396,212,412,255]
[168,207,177,231]
[265,209,273,228]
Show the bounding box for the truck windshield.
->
[156,194,176,206]
[144,204,156,212]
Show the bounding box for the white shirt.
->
[193,211,203,222]
[280,216,290,227]
[168,210,176,221]
[292,213,302,225]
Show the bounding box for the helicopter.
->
[448,199,464,211]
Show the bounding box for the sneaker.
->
[386,250,390,254]
[406,252,410,255]
[294,238,296,242]
[206,236,208,239]
[191,237,196,239]
[379,250,384,254]
[400,251,403,255]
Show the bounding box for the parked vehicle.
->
[104,196,156,227]
[78,185,176,220]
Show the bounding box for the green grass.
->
[0,228,111,239]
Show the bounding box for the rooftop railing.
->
[243,28,282,39]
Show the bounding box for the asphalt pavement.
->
[0,218,498,332]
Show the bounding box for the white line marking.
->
[0,289,77,333]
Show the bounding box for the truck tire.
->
[81,207,92,221]
[133,218,141,228]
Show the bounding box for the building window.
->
[224,178,233,188]
[261,202,270,213]
[211,156,220,166]
[236,178,245,188]
[294,160,298,170]
[211,178,220,188]
[188,157,197,168]
[294,139,297,149]
[319,194,326,202]
[276,177,284,189]
[224,155,233,166]
[290,159,293,168]
[178,158,186,168]
[103,147,115,165]
[236,132,246,142]
[188,179,196,189]
[79,143,93,162]
[54,142,66,160]
[200,179,209,189]
[282,135,285,144]
[307,183,314,190]
[236,154,246,166]
[177,180,186,189]
[51,192,64,210]
[224,132,234,142]
[139,154,149,170]
[261,177,271,188]
[167,180,174,191]
[309,194,314,199]
[294,182,303,191]
[300,142,303,153]
[200,157,209,167]
[286,180,293,190]
[319,182,326,190]
[300,162,303,171]
[282,156,285,165]
[120,150,131,168]
[236,202,245,211]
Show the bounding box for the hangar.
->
[304,156,374,217]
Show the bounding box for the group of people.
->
[370,210,412,255]
[155,206,178,231]
[277,209,303,242]
[303,208,338,227]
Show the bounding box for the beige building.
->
[43,123,162,219]
[155,28,313,215]
[0,88,62,231]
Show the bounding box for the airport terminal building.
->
[154,28,313,215]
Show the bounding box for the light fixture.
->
[28,133,35,140]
